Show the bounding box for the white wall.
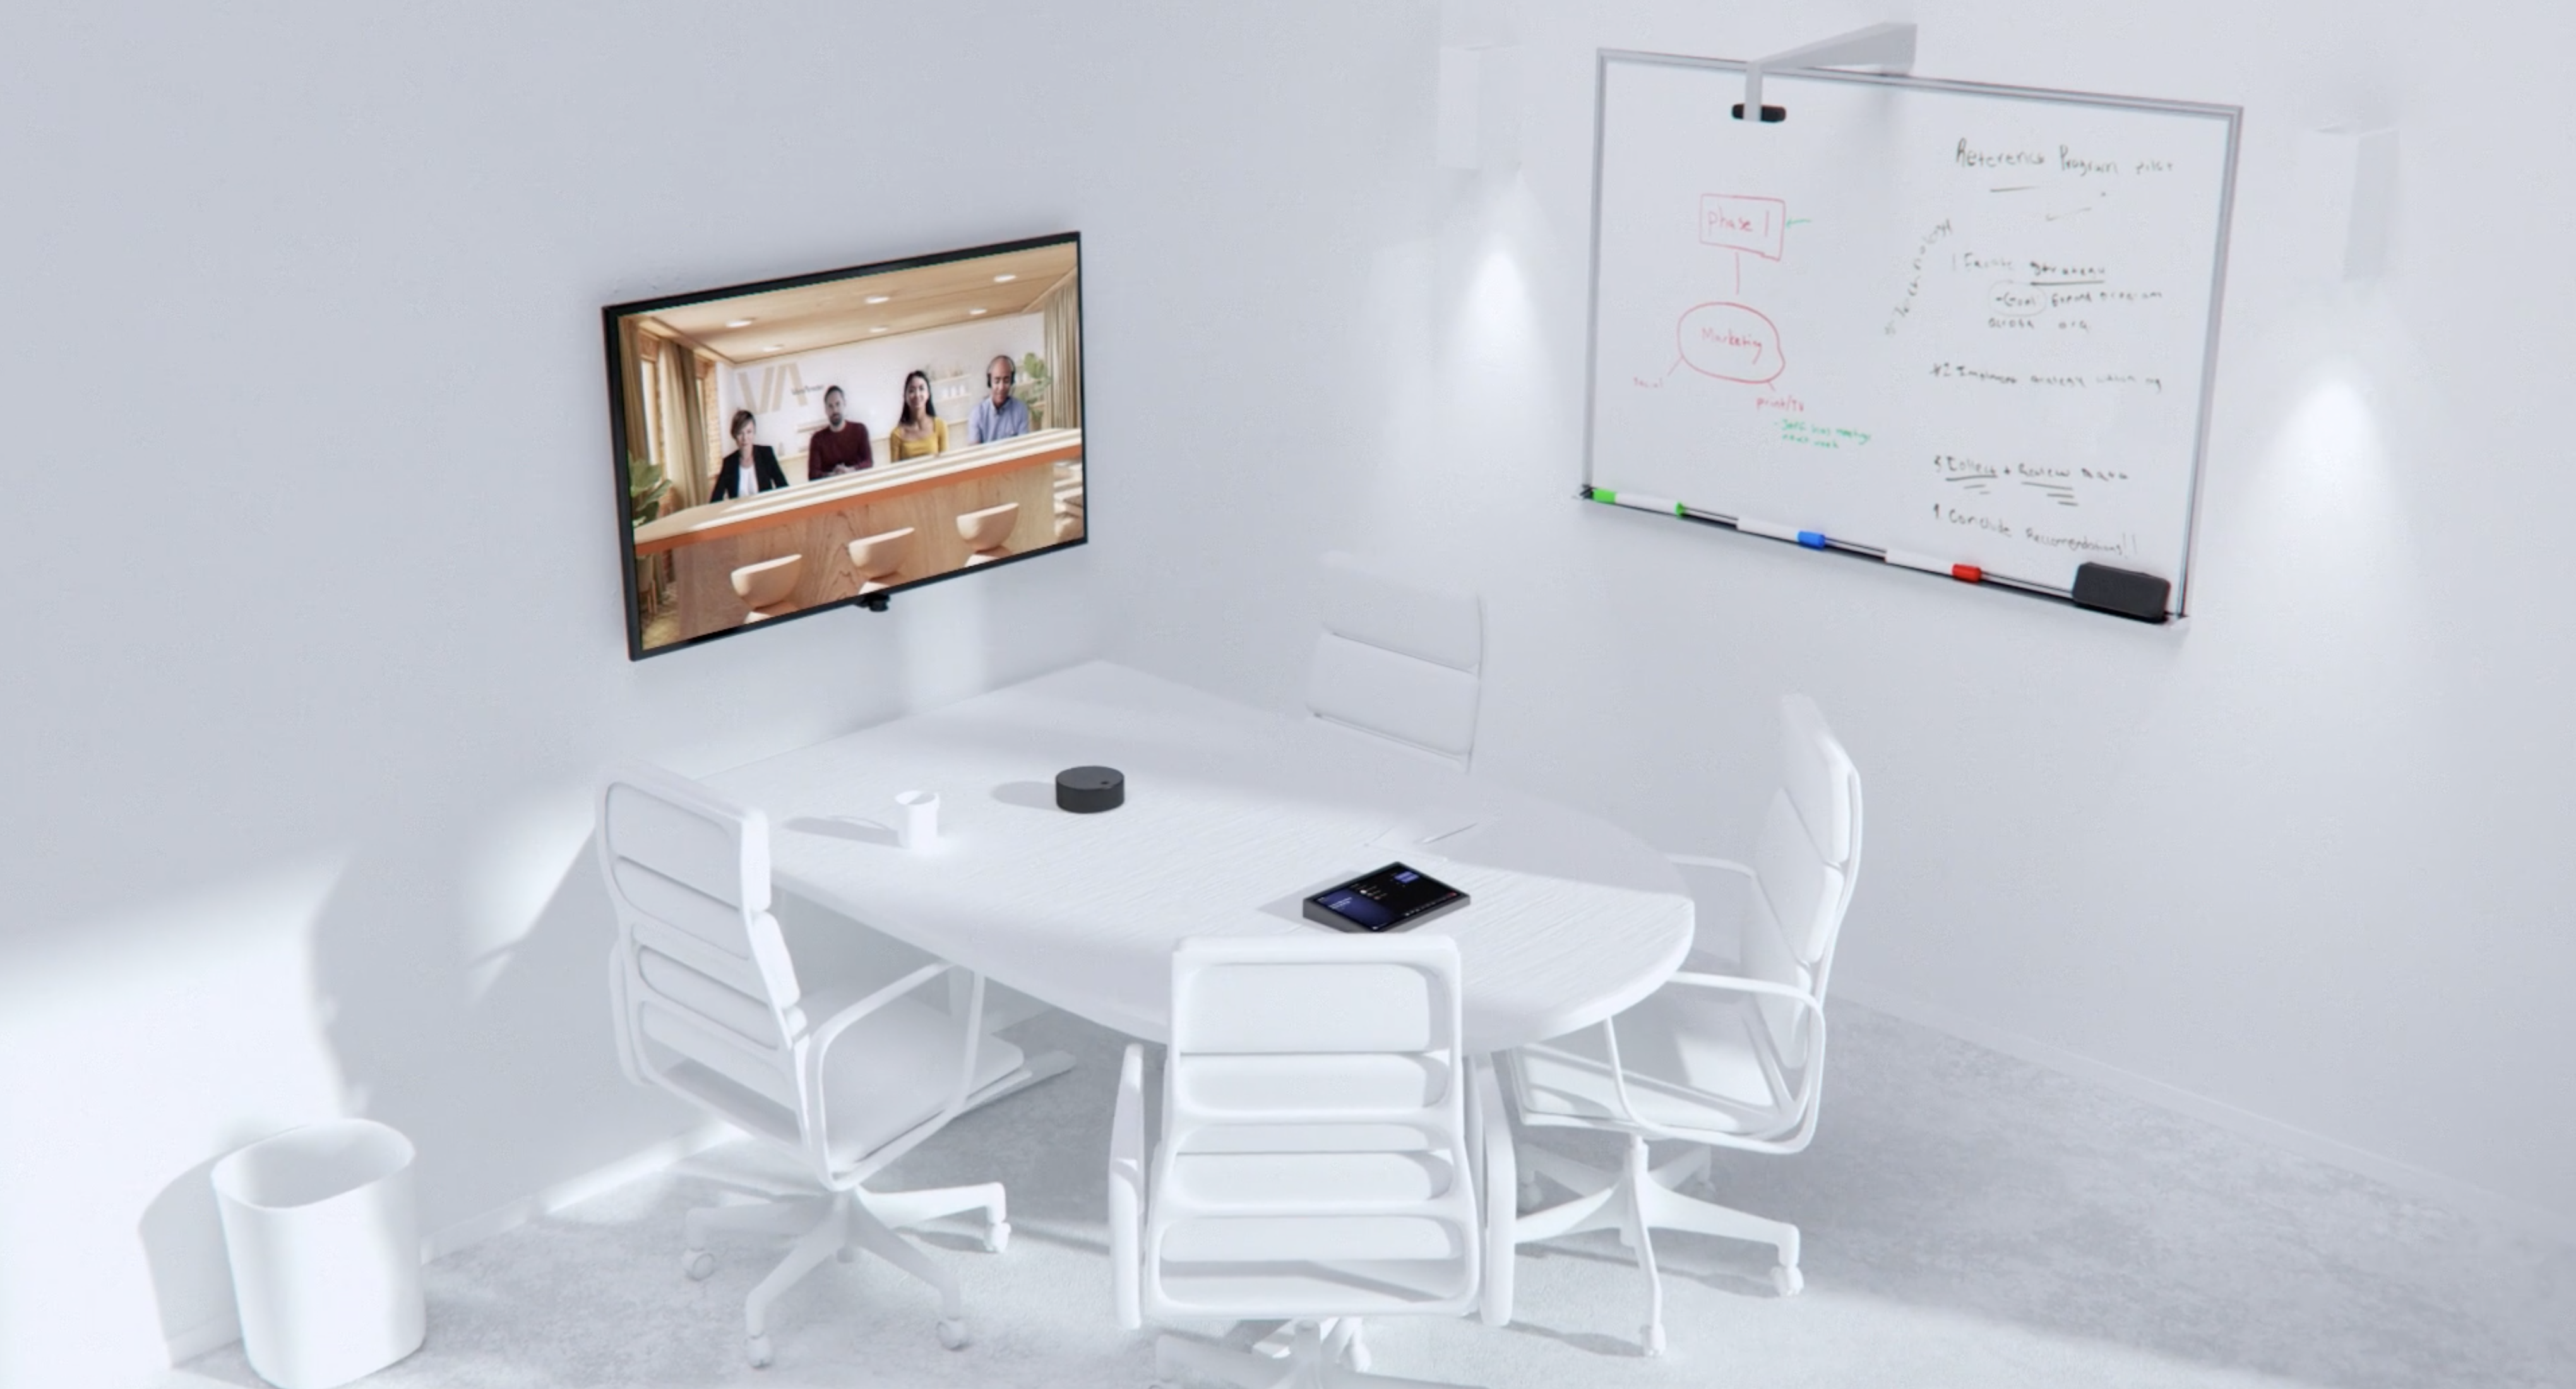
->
[0,3,1433,1384]
[1107,0,2576,1234]
[15,2,2563,1381]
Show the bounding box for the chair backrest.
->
[597,765,809,1150]
[1148,935,1479,1317]
[1738,695,1864,1059]
[1304,551,1483,770]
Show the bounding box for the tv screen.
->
[604,232,1085,658]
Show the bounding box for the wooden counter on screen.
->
[635,427,1080,642]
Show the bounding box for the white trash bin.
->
[212,1119,426,1389]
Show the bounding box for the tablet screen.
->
[1304,863,1468,933]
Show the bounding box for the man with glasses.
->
[968,354,1032,444]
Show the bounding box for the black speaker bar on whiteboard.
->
[1576,485,2173,623]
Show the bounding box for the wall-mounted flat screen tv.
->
[604,232,1085,659]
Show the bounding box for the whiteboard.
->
[1583,52,2239,616]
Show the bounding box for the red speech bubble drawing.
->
[1676,302,1786,385]
[1700,194,1787,259]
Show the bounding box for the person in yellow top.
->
[885,369,946,460]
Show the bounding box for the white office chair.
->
[1304,552,1484,771]
[1108,936,1513,1389]
[1501,695,1861,1355]
[598,765,1054,1366]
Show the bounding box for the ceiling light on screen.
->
[762,343,783,352]
[967,307,987,316]
[869,326,888,334]
[726,318,754,328]
[864,295,890,304]
[993,273,1018,283]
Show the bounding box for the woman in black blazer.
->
[709,409,787,501]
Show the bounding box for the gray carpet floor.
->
[162,1001,2576,1389]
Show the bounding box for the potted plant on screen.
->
[628,451,672,613]
[1016,353,1050,431]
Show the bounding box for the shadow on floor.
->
[164,999,2576,1389]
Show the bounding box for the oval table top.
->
[708,660,1693,1053]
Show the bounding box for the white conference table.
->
[707,660,1693,1053]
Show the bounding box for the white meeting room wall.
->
[1104,0,2576,1236]
[12,3,2566,1386]
[0,3,1433,1385]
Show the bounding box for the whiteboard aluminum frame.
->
[1580,49,2242,619]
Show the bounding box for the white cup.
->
[895,790,939,849]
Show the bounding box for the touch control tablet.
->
[1303,862,1469,934]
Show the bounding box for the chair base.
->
[685,1180,1003,1365]
[1515,1135,1802,1356]
[676,1046,1074,1366]
[1152,1320,1479,1389]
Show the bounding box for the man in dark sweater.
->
[806,385,874,480]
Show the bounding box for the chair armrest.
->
[1662,970,1825,1010]
[800,962,984,1177]
[1471,1054,1515,1326]
[1659,970,1830,1142]
[1107,1042,1147,1331]
[607,944,643,1088]
[802,960,953,1055]
[1665,852,1753,877]
[1592,972,1832,1143]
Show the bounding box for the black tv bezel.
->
[602,230,1087,661]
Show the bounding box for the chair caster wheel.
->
[1642,1323,1666,1357]
[746,1334,773,1368]
[1772,1263,1804,1296]
[984,1220,1011,1254]
[1518,1174,1543,1210]
[938,1316,969,1350]
[683,1249,715,1280]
